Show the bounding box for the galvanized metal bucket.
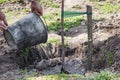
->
[4,13,48,50]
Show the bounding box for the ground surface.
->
[0,0,120,80]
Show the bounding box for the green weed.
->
[96,2,120,14]
[23,48,29,57]
[51,4,59,8]
[20,71,120,80]
[40,0,59,8]
[44,12,84,31]
[46,37,70,47]
[93,71,117,80]
[0,0,17,3]
[20,68,27,74]
[47,37,61,45]
[23,73,82,80]
[108,51,114,66]
[89,0,103,2]
[0,0,9,3]
[72,4,81,9]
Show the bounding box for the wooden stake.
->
[86,5,93,70]
[61,0,65,69]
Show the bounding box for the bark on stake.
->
[86,5,93,70]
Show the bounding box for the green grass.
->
[43,12,84,31]
[20,71,120,80]
[96,2,120,14]
[40,0,60,8]
[45,37,70,47]
[108,51,114,66]
[20,68,27,75]
[4,10,25,25]
[93,71,120,80]
[23,48,29,57]
[51,4,60,8]
[89,0,103,2]
[22,73,83,80]
[47,37,61,45]
[0,0,9,3]
[0,0,17,3]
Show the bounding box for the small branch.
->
[61,0,65,69]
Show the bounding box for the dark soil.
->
[0,32,18,74]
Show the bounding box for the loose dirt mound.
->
[0,32,18,74]
[92,14,120,72]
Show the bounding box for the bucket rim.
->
[35,13,48,43]
[3,28,18,49]
[39,17,48,43]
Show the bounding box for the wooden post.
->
[86,5,93,70]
